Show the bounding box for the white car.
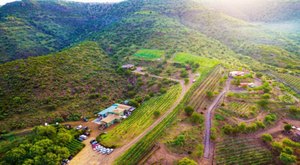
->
[76,125,82,130]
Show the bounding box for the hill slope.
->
[0,0,142,63]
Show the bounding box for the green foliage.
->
[172,135,185,146]
[284,124,292,132]
[264,114,277,124]
[190,113,204,124]
[2,125,81,165]
[184,106,194,116]
[153,111,161,118]
[257,99,269,108]
[206,91,214,99]
[177,157,197,165]
[261,133,273,142]
[279,152,297,165]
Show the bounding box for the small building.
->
[229,71,245,77]
[97,104,119,117]
[101,114,121,128]
[121,64,135,69]
[239,82,255,88]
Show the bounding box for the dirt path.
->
[203,77,231,159]
[70,72,195,165]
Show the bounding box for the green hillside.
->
[0,41,174,131]
[0,0,142,63]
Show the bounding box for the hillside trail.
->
[70,71,195,165]
[203,77,231,160]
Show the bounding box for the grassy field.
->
[132,49,165,60]
[174,52,219,69]
[215,138,273,165]
[98,84,181,147]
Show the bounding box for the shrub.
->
[262,93,271,99]
[178,157,197,165]
[88,93,100,99]
[261,133,273,142]
[128,99,139,107]
[257,99,269,108]
[184,106,194,116]
[284,124,292,132]
[172,135,185,146]
[43,104,57,111]
[190,112,203,124]
[279,152,296,164]
[153,111,160,118]
[282,146,293,155]
[206,91,214,99]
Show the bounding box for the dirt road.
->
[70,72,195,165]
[203,77,231,159]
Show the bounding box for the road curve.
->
[203,77,231,158]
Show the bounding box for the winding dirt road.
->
[70,71,195,165]
[203,77,231,159]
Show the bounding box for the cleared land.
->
[173,52,219,72]
[132,49,165,60]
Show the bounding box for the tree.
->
[178,157,197,165]
[5,148,27,164]
[279,152,296,164]
[190,113,203,124]
[262,93,271,99]
[206,91,214,99]
[282,147,293,155]
[34,126,56,138]
[184,106,194,116]
[153,111,161,118]
[257,99,269,108]
[261,133,273,142]
[284,124,292,132]
[172,135,185,146]
[56,132,73,145]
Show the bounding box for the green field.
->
[133,49,165,60]
[215,138,273,165]
[173,52,219,71]
[98,84,181,147]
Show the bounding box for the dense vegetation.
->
[0,41,172,131]
[0,125,84,165]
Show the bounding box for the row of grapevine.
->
[66,139,85,155]
[223,102,257,118]
[99,85,182,147]
[271,72,300,93]
[114,65,221,164]
[188,65,224,110]
[215,138,273,165]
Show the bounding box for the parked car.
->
[76,125,82,130]
[79,135,88,140]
